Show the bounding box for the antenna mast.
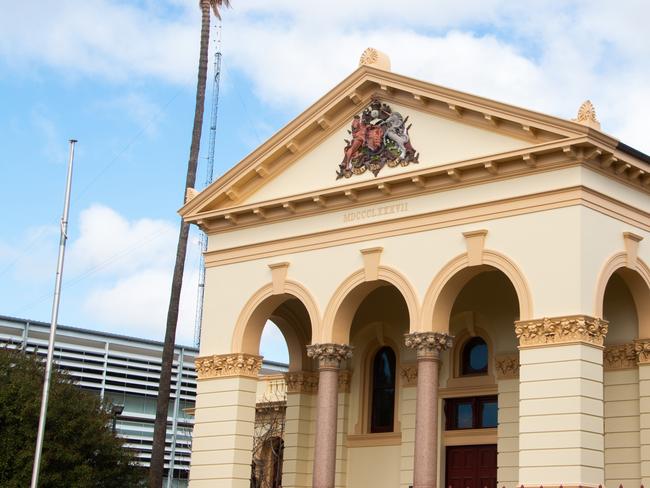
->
[194,20,222,348]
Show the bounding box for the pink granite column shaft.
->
[307,343,353,488]
[405,332,453,488]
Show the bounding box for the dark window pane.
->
[461,337,488,375]
[456,402,473,429]
[480,401,498,428]
[371,347,396,433]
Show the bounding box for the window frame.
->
[369,346,397,433]
[444,395,498,430]
[460,336,489,376]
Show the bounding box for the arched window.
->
[370,346,396,433]
[461,336,488,375]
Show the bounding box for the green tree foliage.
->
[0,348,145,487]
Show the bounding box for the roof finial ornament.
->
[359,47,391,71]
[573,100,601,130]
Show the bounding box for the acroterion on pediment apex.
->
[359,47,391,71]
[573,99,601,130]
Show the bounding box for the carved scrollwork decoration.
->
[195,353,263,379]
[515,315,608,347]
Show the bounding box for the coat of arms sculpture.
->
[336,98,419,179]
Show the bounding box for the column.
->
[306,343,353,488]
[282,372,319,488]
[404,331,453,488]
[636,339,650,486]
[516,315,608,487]
[189,353,262,488]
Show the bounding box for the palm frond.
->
[210,0,231,19]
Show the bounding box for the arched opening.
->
[602,267,650,342]
[233,285,317,372]
[603,270,641,345]
[600,265,650,484]
[234,286,316,488]
[346,283,409,440]
[437,269,520,488]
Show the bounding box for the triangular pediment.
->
[180,65,604,223]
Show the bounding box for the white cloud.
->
[0,0,199,85]
[67,204,178,277]
[83,266,199,345]
[220,1,650,151]
[2,1,648,151]
[1,204,201,345]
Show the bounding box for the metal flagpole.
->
[30,139,77,488]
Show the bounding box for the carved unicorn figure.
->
[383,112,411,159]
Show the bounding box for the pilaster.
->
[282,372,319,488]
[399,363,417,488]
[189,353,263,488]
[516,315,608,488]
[495,353,520,488]
[636,339,650,486]
[603,343,640,487]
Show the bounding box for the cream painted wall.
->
[579,205,650,319]
[200,203,611,356]
[208,166,587,253]
[240,102,530,207]
[346,445,401,488]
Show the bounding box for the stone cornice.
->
[185,138,649,234]
[515,315,608,348]
[195,353,263,379]
[404,332,454,359]
[495,354,519,379]
[307,343,353,369]
[180,64,596,223]
[604,343,637,370]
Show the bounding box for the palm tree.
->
[149,1,230,486]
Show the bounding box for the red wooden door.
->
[445,445,497,488]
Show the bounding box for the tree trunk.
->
[148,2,212,486]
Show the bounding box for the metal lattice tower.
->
[194,20,222,348]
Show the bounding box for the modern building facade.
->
[0,314,197,487]
[180,49,650,488]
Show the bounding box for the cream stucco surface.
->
[346,445,401,487]
[189,65,650,488]
[240,102,530,207]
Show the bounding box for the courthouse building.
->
[180,49,650,488]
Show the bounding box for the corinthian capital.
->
[306,343,353,369]
[404,332,453,359]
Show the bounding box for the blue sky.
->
[1,1,649,363]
